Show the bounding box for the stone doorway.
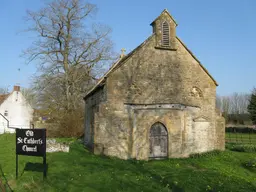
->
[149,122,168,159]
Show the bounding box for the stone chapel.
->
[84,9,225,160]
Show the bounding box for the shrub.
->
[42,109,84,138]
[226,127,256,134]
[55,112,84,137]
[228,144,256,152]
[243,158,256,171]
[189,150,222,158]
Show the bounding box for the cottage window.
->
[4,110,8,117]
[162,21,170,46]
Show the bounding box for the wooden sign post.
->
[16,128,47,179]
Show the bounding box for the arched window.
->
[190,87,203,98]
[162,21,170,46]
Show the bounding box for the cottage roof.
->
[0,94,10,105]
[0,86,22,106]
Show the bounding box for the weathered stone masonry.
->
[84,9,225,160]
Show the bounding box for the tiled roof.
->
[0,94,9,105]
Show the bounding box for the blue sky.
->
[0,0,255,95]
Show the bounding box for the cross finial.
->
[120,48,126,58]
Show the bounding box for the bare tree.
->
[216,94,222,110]
[229,93,250,114]
[217,92,250,124]
[21,87,38,108]
[23,0,114,136]
[217,93,249,115]
[0,87,9,95]
[221,96,231,120]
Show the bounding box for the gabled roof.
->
[0,94,10,105]
[84,10,218,99]
[150,9,178,27]
[84,35,218,99]
[0,86,23,106]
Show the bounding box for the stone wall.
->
[84,12,225,160]
[152,10,177,50]
[84,86,106,149]
[215,114,226,150]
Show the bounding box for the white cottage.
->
[0,86,34,134]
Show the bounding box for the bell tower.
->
[150,9,177,50]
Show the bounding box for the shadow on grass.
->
[21,162,48,177]
[69,142,186,191]
[0,164,14,192]
[66,156,185,191]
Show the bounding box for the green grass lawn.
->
[0,134,256,192]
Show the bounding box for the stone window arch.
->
[189,86,203,98]
[162,21,170,46]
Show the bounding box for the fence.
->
[225,127,256,144]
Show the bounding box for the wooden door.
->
[149,123,168,159]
